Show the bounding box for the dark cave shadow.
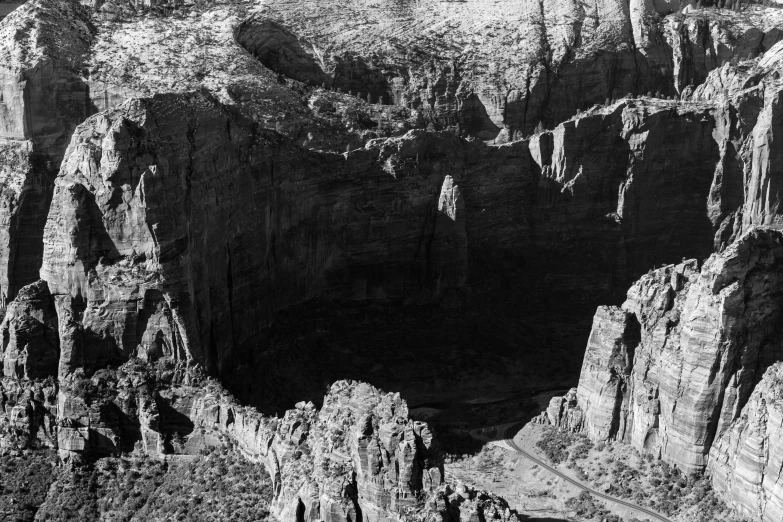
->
[155,394,195,437]
[235,18,329,86]
[332,53,392,104]
[460,93,500,140]
[82,188,122,270]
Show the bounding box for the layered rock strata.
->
[262,0,783,137]
[708,362,783,522]
[35,91,531,380]
[0,1,779,392]
[0,375,57,449]
[558,228,783,474]
[22,89,759,398]
[0,280,59,379]
[0,0,96,305]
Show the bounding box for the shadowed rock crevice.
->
[235,18,329,86]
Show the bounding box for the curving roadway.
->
[473,422,672,522]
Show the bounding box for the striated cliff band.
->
[0,0,781,520]
[544,227,783,520]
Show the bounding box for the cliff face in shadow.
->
[4,88,747,414]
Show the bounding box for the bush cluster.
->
[0,450,57,522]
[536,427,592,464]
[33,445,273,521]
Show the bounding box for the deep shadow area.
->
[235,18,329,85]
[221,293,588,417]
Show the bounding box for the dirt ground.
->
[445,421,753,522]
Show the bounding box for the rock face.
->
[263,1,783,137]
[0,376,58,448]
[0,1,776,399]
[536,388,584,433]
[709,362,783,522]
[0,280,59,379]
[0,140,53,306]
[51,362,448,522]
[573,306,639,442]
[35,91,535,382]
[273,380,443,522]
[563,228,783,474]
[29,88,766,409]
[0,0,96,305]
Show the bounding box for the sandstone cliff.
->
[0,0,777,406]
[709,362,783,522]
[552,228,783,477]
[25,87,766,411]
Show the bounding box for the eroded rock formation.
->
[557,228,783,476]
[21,357,472,522]
[709,362,783,522]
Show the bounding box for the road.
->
[409,386,573,410]
[472,422,673,522]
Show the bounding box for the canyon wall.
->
[570,228,783,473]
[540,225,783,521]
[14,88,750,403]
[0,1,780,520]
[709,362,783,522]
[0,1,775,395]
[263,0,783,137]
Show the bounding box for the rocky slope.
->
[260,0,783,138]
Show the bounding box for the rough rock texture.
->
[574,306,639,441]
[563,228,783,474]
[535,387,584,432]
[0,376,57,448]
[262,1,783,138]
[50,362,451,522]
[0,1,781,519]
[709,362,783,522]
[0,140,53,305]
[0,0,96,305]
[29,87,762,409]
[273,380,443,522]
[36,91,535,382]
[0,280,59,380]
[426,484,520,522]
[0,1,777,401]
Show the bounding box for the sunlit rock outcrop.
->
[566,228,783,474]
[709,362,783,522]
